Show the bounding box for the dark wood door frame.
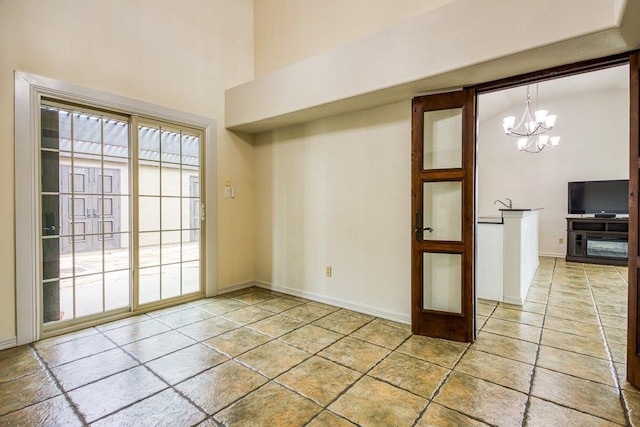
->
[474,53,630,95]
[628,51,640,388]
[472,51,640,387]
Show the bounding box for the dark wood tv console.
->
[566,217,628,266]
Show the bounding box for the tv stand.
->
[566,217,628,266]
[594,213,616,219]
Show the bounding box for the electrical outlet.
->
[558,237,564,244]
[325,266,332,277]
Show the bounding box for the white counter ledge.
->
[477,209,541,305]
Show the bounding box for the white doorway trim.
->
[14,71,218,345]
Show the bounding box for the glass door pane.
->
[137,123,202,306]
[40,104,131,328]
[423,108,462,169]
[420,111,464,315]
[423,253,462,313]
[422,181,462,241]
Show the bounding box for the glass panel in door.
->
[422,181,462,242]
[137,123,202,306]
[40,104,131,328]
[423,108,462,170]
[422,253,462,313]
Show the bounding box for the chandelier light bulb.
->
[545,115,557,128]
[538,135,549,149]
[534,110,547,122]
[550,136,560,146]
[503,116,515,133]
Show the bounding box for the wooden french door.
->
[628,51,640,388]
[411,89,476,342]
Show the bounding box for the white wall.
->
[478,88,629,257]
[253,0,453,76]
[255,101,412,321]
[253,56,629,323]
[231,0,636,133]
[0,0,255,342]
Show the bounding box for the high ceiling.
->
[478,65,629,121]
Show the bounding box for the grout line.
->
[197,305,376,422]
[412,340,490,427]
[208,299,417,423]
[95,315,235,423]
[584,263,632,427]
[167,295,377,419]
[96,329,210,421]
[521,257,555,427]
[30,343,90,426]
[6,279,631,426]
[523,260,629,426]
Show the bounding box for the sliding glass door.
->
[40,103,204,332]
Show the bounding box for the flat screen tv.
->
[568,179,629,215]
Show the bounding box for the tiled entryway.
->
[1,257,639,426]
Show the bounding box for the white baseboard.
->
[253,281,411,325]
[216,282,256,295]
[539,252,565,258]
[0,336,17,351]
[503,296,524,306]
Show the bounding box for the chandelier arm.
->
[519,133,554,153]
[506,102,533,136]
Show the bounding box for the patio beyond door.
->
[40,102,204,332]
[60,166,121,253]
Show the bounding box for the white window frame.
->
[15,71,218,345]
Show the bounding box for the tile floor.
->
[1,257,639,426]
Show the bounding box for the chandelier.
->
[502,85,560,153]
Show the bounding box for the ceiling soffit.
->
[226,0,640,134]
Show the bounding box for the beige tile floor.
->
[1,257,639,426]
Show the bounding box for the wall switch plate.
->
[325,266,332,277]
[558,237,564,244]
[224,186,231,198]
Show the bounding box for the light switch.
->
[224,186,231,198]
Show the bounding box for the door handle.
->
[44,212,57,234]
[93,209,98,218]
[414,212,433,240]
[86,208,91,218]
[414,225,433,241]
